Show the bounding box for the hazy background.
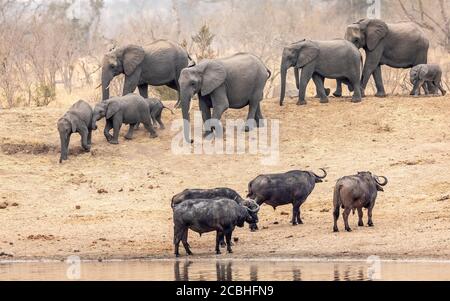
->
[0,0,449,108]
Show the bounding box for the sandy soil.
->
[1,94,450,261]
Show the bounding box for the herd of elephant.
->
[55,18,446,256]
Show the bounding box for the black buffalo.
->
[172,198,260,257]
[247,169,327,228]
[333,171,388,232]
[171,188,245,208]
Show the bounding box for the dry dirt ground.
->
[1,94,450,261]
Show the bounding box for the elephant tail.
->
[266,67,272,79]
[163,105,175,115]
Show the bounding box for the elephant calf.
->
[333,172,388,232]
[135,98,174,130]
[57,100,93,163]
[247,169,327,228]
[410,64,447,96]
[92,94,157,144]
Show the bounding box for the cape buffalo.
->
[247,169,327,228]
[173,198,260,257]
[171,188,245,208]
[333,171,388,232]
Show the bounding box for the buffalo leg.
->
[292,203,300,225]
[357,208,364,227]
[343,208,352,232]
[333,205,340,232]
[174,225,183,257]
[368,207,374,227]
[225,231,233,254]
[216,232,222,255]
[182,228,192,255]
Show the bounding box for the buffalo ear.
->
[123,45,145,76]
[106,101,121,120]
[200,60,227,96]
[296,41,320,68]
[366,19,388,51]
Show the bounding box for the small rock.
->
[273,221,279,225]
[73,249,80,253]
[129,188,135,192]
[320,208,330,213]
[118,188,123,192]
[286,235,293,239]
[233,237,239,243]
[437,195,450,202]
[262,226,269,230]
[148,185,154,189]
[280,212,289,216]
[75,205,81,210]
[11,203,19,207]
[97,188,108,194]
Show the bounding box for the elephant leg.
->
[357,208,364,227]
[298,65,314,105]
[312,74,329,103]
[138,84,149,99]
[125,124,135,140]
[351,77,362,103]
[294,68,300,90]
[199,97,213,136]
[246,91,263,132]
[79,127,90,151]
[143,120,158,138]
[104,119,113,142]
[361,51,383,96]
[156,115,165,130]
[87,130,92,147]
[255,103,264,127]
[437,80,447,96]
[333,79,343,97]
[373,66,386,97]
[413,79,426,96]
[110,116,122,144]
[210,86,229,137]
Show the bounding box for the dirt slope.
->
[1,94,450,260]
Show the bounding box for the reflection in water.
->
[2,260,450,281]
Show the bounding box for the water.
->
[1,259,449,281]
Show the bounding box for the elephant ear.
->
[366,20,388,51]
[200,60,227,96]
[123,45,145,76]
[296,42,320,68]
[106,101,121,120]
[418,65,429,79]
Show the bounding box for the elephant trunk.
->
[181,92,193,143]
[280,63,289,106]
[101,68,114,101]
[59,131,68,163]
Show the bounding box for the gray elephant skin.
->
[92,94,157,144]
[57,100,93,163]
[333,172,388,232]
[172,198,260,256]
[410,64,447,96]
[345,19,429,97]
[178,53,271,142]
[136,98,174,130]
[101,40,192,102]
[280,39,362,106]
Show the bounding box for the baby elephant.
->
[92,94,157,144]
[247,169,327,229]
[57,100,93,163]
[410,64,447,96]
[135,98,174,130]
[333,172,388,232]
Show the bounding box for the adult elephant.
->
[100,40,193,103]
[280,39,362,105]
[179,53,271,143]
[345,19,429,97]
